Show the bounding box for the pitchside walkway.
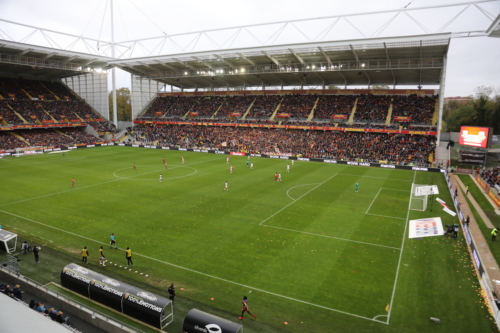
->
[448,174,500,288]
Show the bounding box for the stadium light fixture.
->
[361,63,365,67]
[241,68,245,73]
[184,71,188,75]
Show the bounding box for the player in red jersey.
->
[164,162,168,170]
[162,157,166,164]
[274,172,278,182]
[238,296,256,320]
[132,163,136,171]
[71,178,75,187]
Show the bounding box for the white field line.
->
[261,225,400,250]
[0,157,223,208]
[0,208,386,324]
[112,165,198,181]
[338,174,413,182]
[259,174,338,226]
[380,188,410,192]
[0,151,119,169]
[286,183,320,201]
[386,171,416,324]
[365,188,382,214]
[365,213,406,220]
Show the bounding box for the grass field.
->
[0,146,495,332]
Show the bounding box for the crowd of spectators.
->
[42,81,75,100]
[10,129,96,147]
[0,132,29,150]
[217,95,254,118]
[0,77,28,99]
[354,94,391,122]
[314,95,356,119]
[392,94,437,124]
[0,283,79,332]
[141,96,179,118]
[278,94,317,119]
[481,167,500,188]
[9,100,50,123]
[1,100,23,124]
[133,125,434,165]
[247,95,281,118]
[21,80,55,100]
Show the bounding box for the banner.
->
[42,120,55,123]
[331,114,348,119]
[95,118,104,121]
[132,120,438,136]
[489,191,500,207]
[408,217,444,238]
[38,95,44,99]
[189,112,199,116]
[70,119,81,122]
[394,116,412,121]
[277,113,291,118]
[64,96,70,100]
[0,116,3,120]
[154,112,163,116]
[60,115,66,119]
[85,114,91,118]
[230,112,242,117]
[30,115,37,119]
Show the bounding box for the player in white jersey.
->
[159,174,163,182]
[250,162,254,169]
[286,164,290,172]
[181,155,184,164]
[278,173,282,182]
[224,181,229,191]
[291,160,294,166]
[230,165,234,173]
[226,157,230,164]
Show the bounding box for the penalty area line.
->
[259,173,338,226]
[0,208,386,325]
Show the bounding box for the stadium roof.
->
[0,40,112,79]
[110,34,450,89]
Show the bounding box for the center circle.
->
[113,165,197,180]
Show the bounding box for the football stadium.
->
[1,1,500,333]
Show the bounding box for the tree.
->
[108,87,132,121]
[473,86,492,127]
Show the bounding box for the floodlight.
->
[241,68,245,73]
[361,63,365,67]
[184,71,188,75]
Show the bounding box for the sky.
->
[0,0,499,97]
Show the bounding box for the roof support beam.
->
[237,53,255,66]
[349,44,361,64]
[337,71,348,88]
[41,52,58,60]
[153,60,178,71]
[214,54,236,69]
[318,46,332,66]
[173,58,196,70]
[192,56,214,69]
[83,58,98,66]
[419,40,423,87]
[262,51,281,66]
[383,42,396,86]
[18,48,34,56]
[288,48,305,66]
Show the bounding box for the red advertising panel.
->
[459,126,491,148]
[189,112,199,116]
[393,116,412,121]
[277,113,291,118]
[230,112,242,117]
[154,112,163,116]
[331,114,348,119]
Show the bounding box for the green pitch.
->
[0,147,494,332]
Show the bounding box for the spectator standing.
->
[33,246,40,263]
[168,283,176,305]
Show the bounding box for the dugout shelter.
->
[61,263,173,329]
[0,229,18,254]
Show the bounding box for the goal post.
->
[410,183,428,211]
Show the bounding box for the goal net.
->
[410,183,428,211]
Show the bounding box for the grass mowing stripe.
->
[0,157,224,208]
[0,208,386,324]
[365,213,406,220]
[259,173,338,226]
[386,171,416,324]
[0,151,120,169]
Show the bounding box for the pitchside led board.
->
[61,263,172,329]
[459,126,493,148]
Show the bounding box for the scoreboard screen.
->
[459,126,491,148]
